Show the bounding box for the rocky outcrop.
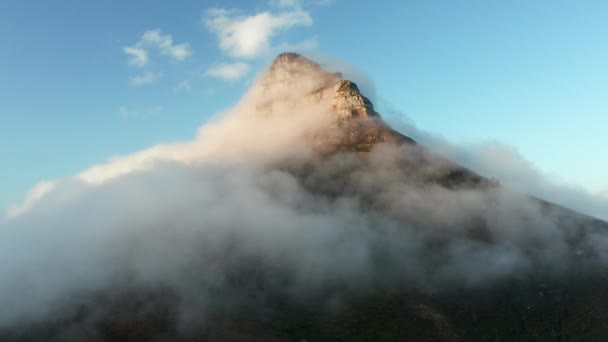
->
[257,52,414,153]
[263,52,341,91]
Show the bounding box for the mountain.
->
[259,53,413,151]
[257,53,489,189]
[3,53,608,341]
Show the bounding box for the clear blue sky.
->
[1,0,607,211]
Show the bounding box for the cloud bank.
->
[380,111,608,221]
[2,57,607,339]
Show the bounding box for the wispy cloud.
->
[204,2,312,58]
[129,71,163,86]
[123,29,192,67]
[205,62,250,81]
[123,46,148,67]
[5,181,56,219]
[382,111,608,221]
[140,29,192,62]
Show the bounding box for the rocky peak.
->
[259,52,415,152]
[331,80,378,120]
[269,52,319,71]
[261,52,341,95]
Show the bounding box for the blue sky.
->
[1,0,607,211]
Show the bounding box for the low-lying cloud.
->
[380,108,608,221]
[2,56,607,338]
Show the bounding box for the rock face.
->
[257,52,414,153]
[326,79,413,152]
[262,52,341,92]
[257,53,482,188]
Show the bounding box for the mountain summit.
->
[257,52,414,153]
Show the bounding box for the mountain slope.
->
[2,53,608,342]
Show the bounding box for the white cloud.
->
[129,71,163,86]
[123,46,148,67]
[382,112,608,221]
[5,66,337,214]
[5,181,56,219]
[204,5,312,58]
[140,29,192,62]
[205,62,250,81]
[123,29,192,67]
